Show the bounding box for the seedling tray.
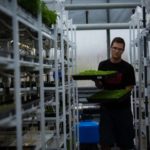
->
[72,70,117,80]
[87,89,131,103]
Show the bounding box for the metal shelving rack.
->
[129,1,150,149]
[0,0,77,150]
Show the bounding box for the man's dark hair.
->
[111,37,125,50]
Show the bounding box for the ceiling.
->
[63,0,141,30]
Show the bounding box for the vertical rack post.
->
[60,4,67,150]
[69,19,74,150]
[70,21,77,150]
[38,6,45,150]
[137,19,143,150]
[129,20,137,147]
[54,23,60,148]
[66,19,72,150]
[142,5,150,149]
[12,0,22,149]
[138,37,144,150]
[73,25,79,150]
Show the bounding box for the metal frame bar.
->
[13,1,22,149]
[66,19,72,150]
[60,6,67,150]
[65,3,140,10]
[142,6,150,149]
[38,8,46,150]
[76,23,130,30]
[54,23,60,148]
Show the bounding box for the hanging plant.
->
[17,0,41,17]
[17,0,57,27]
[41,2,57,26]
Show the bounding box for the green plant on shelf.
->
[0,103,15,113]
[45,105,56,117]
[78,70,117,76]
[45,105,55,113]
[17,0,57,27]
[41,2,57,26]
[17,0,41,16]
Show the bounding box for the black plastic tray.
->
[72,75,103,80]
[72,70,117,80]
[0,146,35,150]
[87,89,131,103]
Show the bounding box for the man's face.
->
[111,42,124,60]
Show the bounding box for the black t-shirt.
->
[98,59,135,109]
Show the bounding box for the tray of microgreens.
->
[87,89,131,103]
[72,70,117,80]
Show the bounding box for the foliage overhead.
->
[17,0,57,27]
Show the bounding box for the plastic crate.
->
[78,120,100,144]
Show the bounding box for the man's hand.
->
[93,79,103,89]
[125,85,134,91]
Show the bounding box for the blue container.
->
[78,120,100,144]
[53,70,62,80]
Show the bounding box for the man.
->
[95,37,135,150]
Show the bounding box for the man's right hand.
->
[93,79,103,89]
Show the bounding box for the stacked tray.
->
[72,70,117,80]
[87,89,131,103]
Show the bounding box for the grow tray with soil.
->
[72,70,117,80]
[87,89,131,103]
